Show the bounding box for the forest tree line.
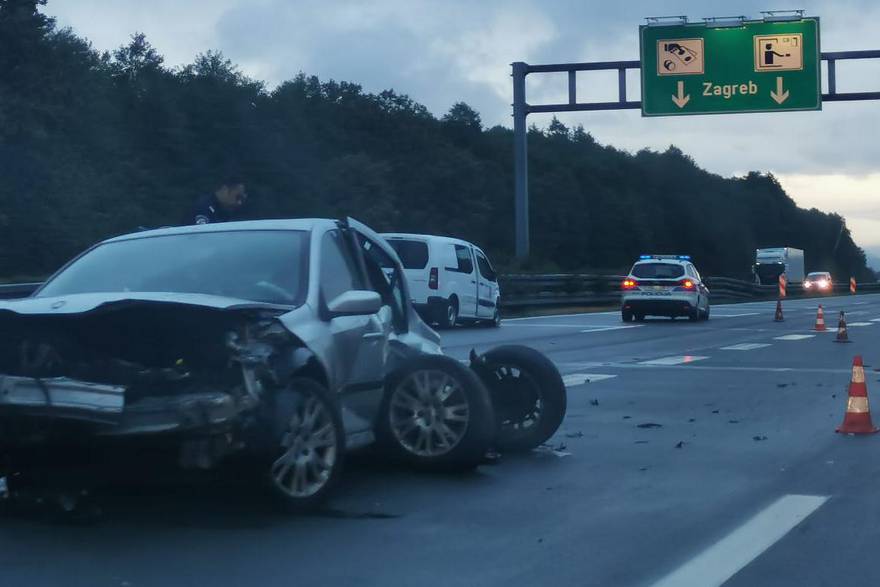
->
[0,0,871,281]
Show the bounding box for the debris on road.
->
[623,416,632,420]
[753,435,768,441]
[536,442,571,458]
[639,467,648,472]
[634,440,649,444]
[564,431,584,439]
[777,383,789,388]
[728,419,740,424]
[675,441,685,449]
[589,399,599,406]
[636,422,663,429]
[711,410,720,414]
[688,418,696,422]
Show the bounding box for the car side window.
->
[448,244,474,274]
[357,235,408,332]
[475,250,497,282]
[321,230,365,305]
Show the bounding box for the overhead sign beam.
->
[511,31,880,257]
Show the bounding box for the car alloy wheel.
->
[389,369,470,457]
[270,391,339,499]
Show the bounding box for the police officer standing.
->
[184,176,248,225]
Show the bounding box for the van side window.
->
[475,250,497,282]
[448,245,474,274]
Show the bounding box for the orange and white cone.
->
[814,305,826,332]
[834,311,851,343]
[836,356,878,434]
[774,300,784,322]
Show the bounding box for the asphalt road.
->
[4,293,880,586]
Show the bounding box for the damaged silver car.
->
[0,218,566,512]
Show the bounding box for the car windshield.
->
[631,263,685,279]
[807,273,829,279]
[37,230,309,305]
[386,238,429,269]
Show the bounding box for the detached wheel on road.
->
[472,345,567,453]
[266,378,344,512]
[378,355,495,470]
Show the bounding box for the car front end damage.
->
[0,294,316,504]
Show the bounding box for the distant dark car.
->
[804,272,833,294]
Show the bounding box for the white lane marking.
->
[774,334,815,340]
[847,322,874,327]
[503,323,611,328]
[870,318,880,322]
[720,343,772,351]
[712,313,760,318]
[581,325,644,333]
[558,361,847,374]
[650,494,828,587]
[639,355,709,366]
[562,373,617,387]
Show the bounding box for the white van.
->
[381,233,502,328]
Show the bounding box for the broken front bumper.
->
[0,375,247,439]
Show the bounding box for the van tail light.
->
[622,279,638,290]
[429,267,439,290]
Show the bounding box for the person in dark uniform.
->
[184,176,248,225]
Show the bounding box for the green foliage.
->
[0,1,872,282]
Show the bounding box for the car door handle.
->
[470,280,476,284]
[362,331,385,340]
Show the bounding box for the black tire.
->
[472,345,567,453]
[621,309,634,322]
[437,297,459,329]
[702,305,711,321]
[377,355,495,470]
[486,304,502,328]
[688,307,700,322]
[265,378,345,513]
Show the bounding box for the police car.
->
[621,255,710,322]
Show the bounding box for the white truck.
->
[753,247,805,285]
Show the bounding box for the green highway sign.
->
[640,17,821,116]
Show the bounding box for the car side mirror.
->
[327,290,382,317]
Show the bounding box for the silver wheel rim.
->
[447,304,457,325]
[389,369,470,457]
[271,393,337,498]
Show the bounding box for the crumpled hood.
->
[0,292,293,316]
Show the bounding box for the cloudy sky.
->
[47,0,880,263]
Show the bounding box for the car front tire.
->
[377,355,495,470]
[265,378,344,513]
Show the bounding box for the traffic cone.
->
[834,311,851,343]
[814,305,826,332]
[836,356,878,434]
[774,300,784,322]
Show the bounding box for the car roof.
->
[381,233,475,248]
[102,219,339,244]
[633,258,691,267]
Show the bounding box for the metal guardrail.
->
[1,278,878,309]
[498,275,880,310]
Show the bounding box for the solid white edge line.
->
[720,343,772,351]
[650,494,829,587]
